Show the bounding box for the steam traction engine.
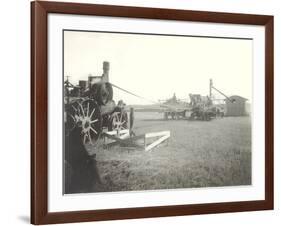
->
[64,61,128,145]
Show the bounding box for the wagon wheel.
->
[190,111,196,120]
[80,100,102,145]
[65,101,81,133]
[109,111,128,135]
[67,99,102,145]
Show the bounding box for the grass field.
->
[88,112,251,192]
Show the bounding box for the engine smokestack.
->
[102,61,109,82]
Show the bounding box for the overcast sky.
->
[64,30,252,105]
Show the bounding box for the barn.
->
[225,95,248,116]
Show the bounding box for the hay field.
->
[88,112,251,192]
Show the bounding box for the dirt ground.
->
[87,112,251,192]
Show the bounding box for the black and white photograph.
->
[63,30,252,194]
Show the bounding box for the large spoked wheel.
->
[67,99,102,145]
[109,111,128,135]
[65,100,82,133]
[79,100,102,145]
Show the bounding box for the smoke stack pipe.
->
[102,61,110,82]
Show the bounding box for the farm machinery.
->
[160,79,230,121]
[64,62,129,145]
[188,94,216,121]
[65,62,142,193]
[160,93,218,121]
[64,61,171,150]
[160,93,189,120]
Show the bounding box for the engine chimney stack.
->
[102,61,110,82]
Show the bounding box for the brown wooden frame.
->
[31,1,274,224]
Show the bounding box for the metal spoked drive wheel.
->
[109,111,128,135]
[66,99,102,145]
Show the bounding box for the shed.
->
[225,95,248,116]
